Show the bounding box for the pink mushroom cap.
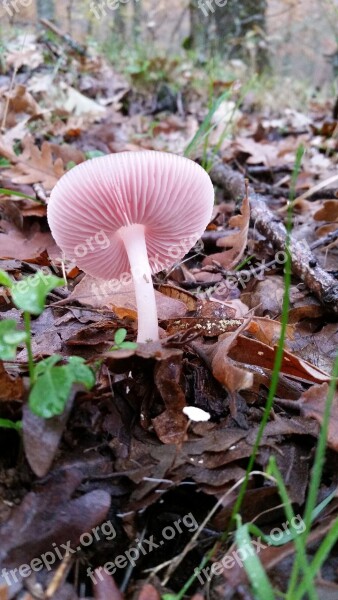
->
[47,151,214,280]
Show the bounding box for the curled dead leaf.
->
[203,193,250,269]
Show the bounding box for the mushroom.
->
[47,151,214,343]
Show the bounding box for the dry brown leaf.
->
[235,137,280,165]
[0,362,23,401]
[136,583,161,600]
[203,192,250,269]
[0,228,57,261]
[5,84,41,117]
[230,336,332,383]
[69,275,187,321]
[0,586,8,600]
[314,200,338,223]
[93,570,124,600]
[157,283,197,311]
[295,383,338,450]
[166,301,242,337]
[23,392,75,477]
[152,353,187,444]
[6,45,44,70]
[200,320,254,394]
[47,142,86,166]
[250,316,295,347]
[59,85,106,117]
[1,135,65,190]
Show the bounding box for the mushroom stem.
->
[118,224,159,343]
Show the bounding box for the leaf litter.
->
[0,31,337,600]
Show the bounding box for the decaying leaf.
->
[230,335,332,384]
[0,362,23,401]
[0,227,57,261]
[69,275,187,321]
[203,192,250,269]
[295,383,338,451]
[166,300,243,337]
[195,320,254,395]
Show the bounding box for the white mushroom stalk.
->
[118,224,158,343]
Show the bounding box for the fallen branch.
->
[206,156,338,315]
[39,19,88,57]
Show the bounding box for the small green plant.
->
[29,355,95,419]
[0,269,95,419]
[0,418,22,431]
[0,319,27,360]
[110,328,138,351]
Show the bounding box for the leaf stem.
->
[24,311,35,384]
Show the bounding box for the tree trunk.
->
[114,5,127,45]
[189,0,269,72]
[188,0,209,55]
[132,0,143,43]
[36,0,55,21]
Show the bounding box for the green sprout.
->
[110,328,138,351]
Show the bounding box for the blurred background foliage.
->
[0,0,337,102]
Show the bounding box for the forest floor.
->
[0,27,337,600]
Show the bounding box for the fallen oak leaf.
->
[1,135,65,190]
[3,84,42,118]
[234,137,281,166]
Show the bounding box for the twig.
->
[32,183,49,204]
[250,194,338,314]
[39,18,88,57]
[205,156,338,315]
[45,554,74,598]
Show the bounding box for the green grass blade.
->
[293,518,338,600]
[0,187,42,203]
[235,516,275,600]
[288,352,338,596]
[311,488,337,522]
[184,89,232,158]
[267,457,318,600]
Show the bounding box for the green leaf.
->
[65,356,96,389]
[0,418,22,431]
[11,272,65,315]
[0,270,13,288]
[85,150,106,159]
[29,356,95,419]
[114,328,127,346]
[121,341,138,350]
[0,320,27,360]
